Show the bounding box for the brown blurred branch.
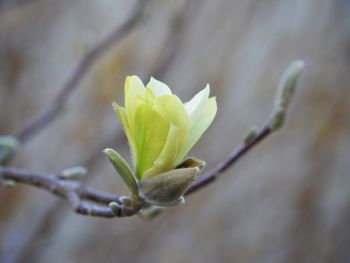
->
[15,0,148,145]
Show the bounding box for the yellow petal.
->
[134,102,170,179]
[146,77,172,97]
[125,75,145,132]
[178,97,217,160]
[143,125,179,179]
[185,84,210,125]
[114,103,136,162]
[153,95,189,151]
[144,87,156,105]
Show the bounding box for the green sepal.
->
[103,148,138,194]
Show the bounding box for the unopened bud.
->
[140,205,165,220]
[119,196,131,207]
[1,179,16,188]
[109,202,122,216]
[243,126,258,144]
[269,60,304,131]
[0,136,20,164]
[275,60,304,110]
[60,166,87,180]
[139,167,200,206]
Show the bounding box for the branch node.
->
[109,202,123,217]
[268,108,285,131]
[119,196,131,207]
[139,205,165,220]
[59,166,87,180]
[243,126,258,144]
[0,136,20,164]
[1,179,16,188]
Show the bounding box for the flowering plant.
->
[105,76,217,206]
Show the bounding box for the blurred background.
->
[0,0,350,262]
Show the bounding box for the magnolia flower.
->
[105,75,217,206]
[114,75,217,180]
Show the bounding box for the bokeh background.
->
[1,0,350,262]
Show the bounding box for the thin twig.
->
[16,0,148,145]
[187,60,305,195]
[0,124,272,217]
[186,125,271,195]
[79,186,122,204]
[0,166,125,218]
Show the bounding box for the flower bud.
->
[114,75,217,180]
[138,167,200,206]
[60,166,87,179]
[269,60,304,131]
[140,205,165,220]
[0,136,20,164]
[243,126,258,144]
